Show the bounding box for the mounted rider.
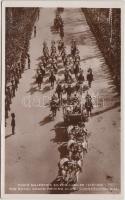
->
[50,93,59,119]
[64,68,72,83]
[77,70,84,83]
[71,39,77,58]
[74,60,80,79]
[42,41,49,61]
[36,72,43,89]
[51,58,58,73]
[85,91,92,101]
[49,71,56,88]
[58,39,64,54]
[51,40,57,53]
[56,81,63,103]
[87,69,93,88]
[85,92,93,116]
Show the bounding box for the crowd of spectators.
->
[5,8,40,121]
[82,8,121,92]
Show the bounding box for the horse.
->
[36,73,43,89]
[50,99,59,120]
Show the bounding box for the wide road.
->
[5,8,120,194]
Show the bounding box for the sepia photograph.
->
[1,0,123,199]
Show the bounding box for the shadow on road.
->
[5,133,13,139]
[43,78,49,85]
[36,56,42,61]
[30,80,37,86]
[44,72,50,78]
[92,102,120,117]
[39,115,52,126]
[27,86,40,95]
[58,69,65,76]
[57,64,64,70]
[51,122,68,144]
[80,54,101,63]
[65,28,95,46]
[58,142,68,158]
[42,85,51,94]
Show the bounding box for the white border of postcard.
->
[1,1,124,200]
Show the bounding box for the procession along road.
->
[5,8,120,194]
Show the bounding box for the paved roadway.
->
[5,8,120,194]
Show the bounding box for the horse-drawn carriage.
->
[64,111,87,125]
[63,96,88,125]
[51,13,64,35]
